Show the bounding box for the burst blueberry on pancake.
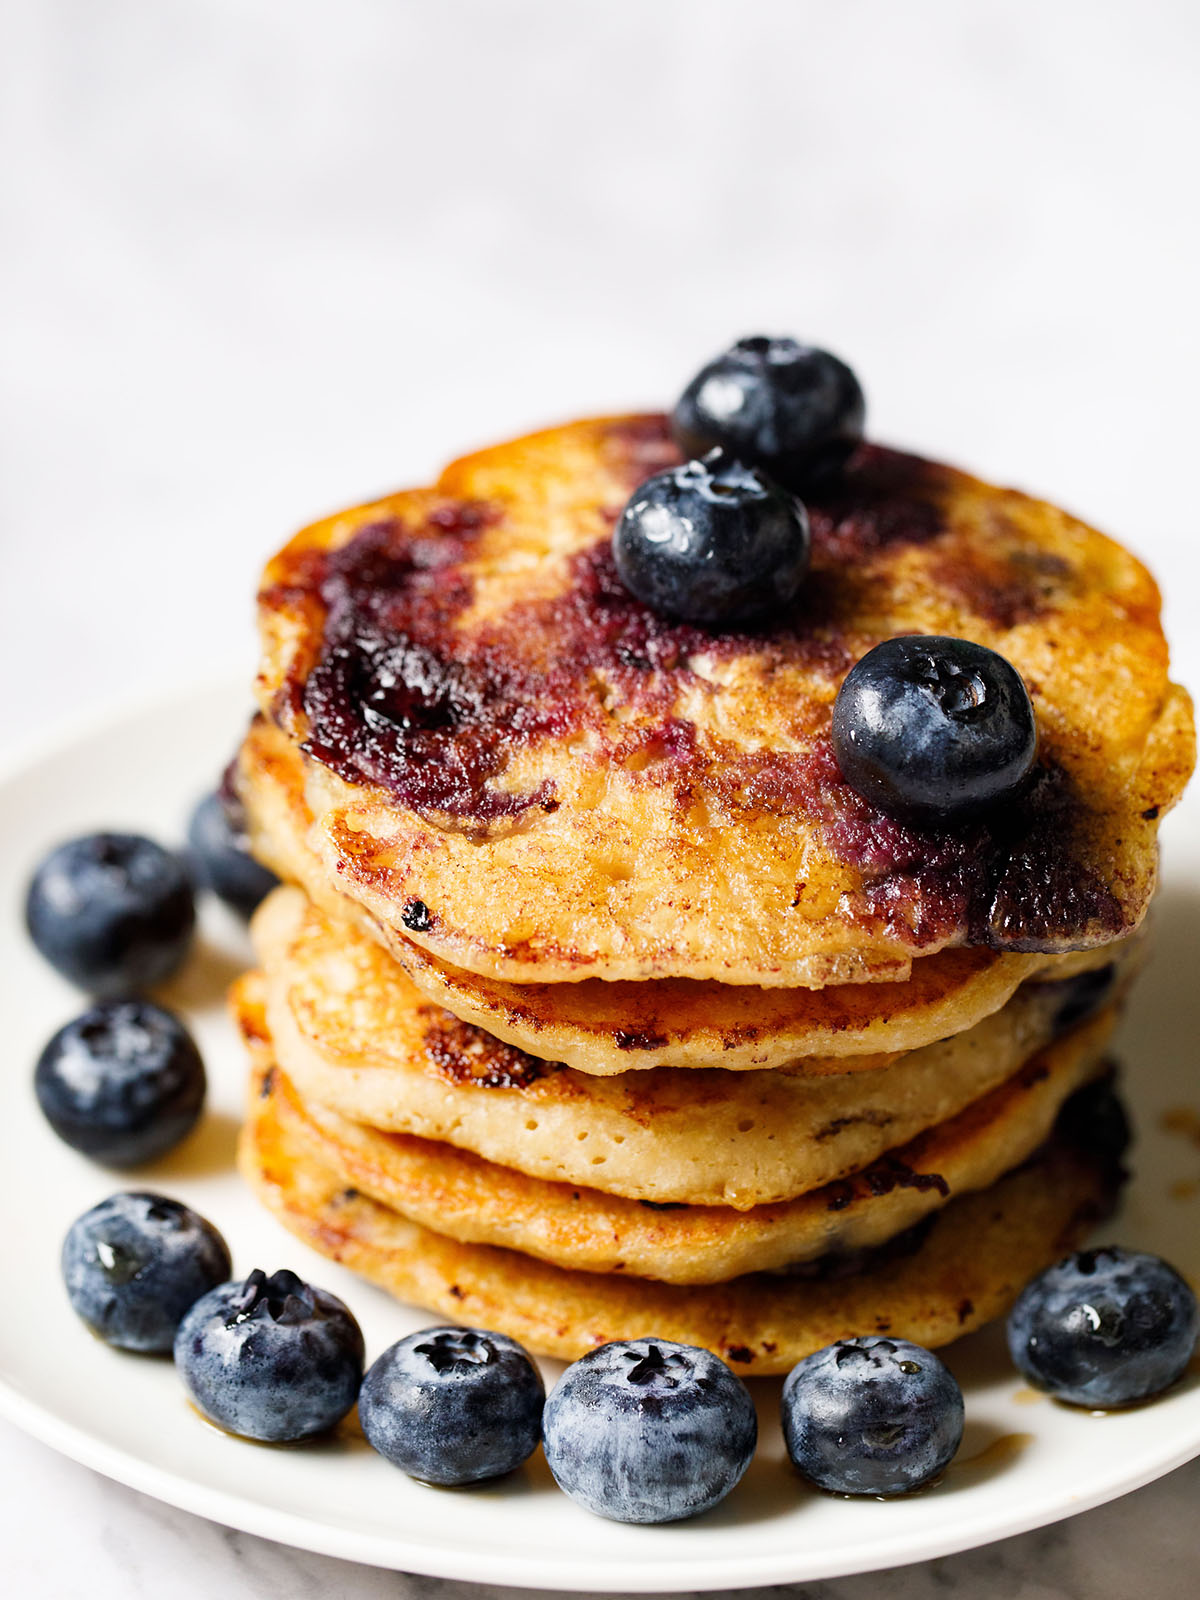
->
[233,972,1117,1283]
[237,715,1124,1072]
[249,886,1132,1208]
[252,416,1191,987]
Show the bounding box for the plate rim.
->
[4,1373,1200,1591]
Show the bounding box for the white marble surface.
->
[2,1,1198,1593]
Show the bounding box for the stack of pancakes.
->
[232,415,1194,1374]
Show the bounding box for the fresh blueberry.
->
[186,791,278,917]
[831,635,1038,824]
[613,449,810,627]
[359,1326,544,1484]
[35,1000,206,1166]
[542,1339,757,1524]
[61,1192,231,1352]
[1007,1247,1198,1407]
[26,832,195,996]
[782,1337,964,1495]
[174,1268,364,1442]
[672,336,865,488]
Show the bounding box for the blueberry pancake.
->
[237,714,1122,1072]
[239,1031,1123,1372]
[253,415,1192,987]
[234,974,1117,1283]
[233,338,1188,1370]
[250,885,1133,1208]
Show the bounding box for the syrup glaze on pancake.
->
[238,717,1122,1070]
[234,971,1116,1281]
[240,1030,1122,1371]
[250,885,1130,1208]
[256,415,1193,985]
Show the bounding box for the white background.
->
[2,1,1198,1596]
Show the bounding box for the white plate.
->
[2,679,1200,1591]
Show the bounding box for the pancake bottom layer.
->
[239,1048,1119,1374]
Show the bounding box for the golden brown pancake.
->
[251,886,1129,1207]
[239,1033,1120,1372]
[253,415,1193,987]
[235,972,1115,1281]
[239,714,1124,1071]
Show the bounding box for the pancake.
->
[235,973,1116,1281]
[252,886,1130,1208]
[239,714,1122,1071]
[253,414,1193,987]
[239,1032,1121,1371]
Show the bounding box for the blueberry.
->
[782,1337,964,1496]
[174,1268,364,1442]
[672,336,865,488]
[186,791,278,917]
[1045,964,1119,1033]
[831,635,1038,824]
[35,1000,206,1166]
[613,449,810,627]
[61,1192,231,1352]
[1053,1076,1131,1170]
[542,1339,757,1524]
[359,1326,544,1484]
[1007,1247,1198,1408]
[26,832,195,996]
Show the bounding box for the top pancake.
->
[255,415,1194,987]
[237,714,1117,1070]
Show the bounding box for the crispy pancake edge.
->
[235,971,1116,1282]
[239,1033,1120,1372]
[238,716,1126,1069]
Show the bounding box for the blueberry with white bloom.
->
[1007,1247,1198,1407]
[542,1338,757,1523]
[174,1269,364,1441]
[26,832,195,996]
[782,1336,964,1495]
[359,1326,544,1484]
[62,1191,231,1352]
[35,1000,206,1166]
